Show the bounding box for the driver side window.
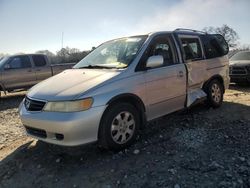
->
[136,35,176,71]
[9,58,22,69]
[149,38,175,67]
[6,56,31,69]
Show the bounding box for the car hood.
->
[27,69,121,101]
[229,60,250,66]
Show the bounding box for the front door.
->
[141,35,187,120]
[2,55,36,90]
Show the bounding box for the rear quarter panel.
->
[205,55,230,89]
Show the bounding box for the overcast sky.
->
[0,0,249,54]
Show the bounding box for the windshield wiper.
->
[77,65,115,69]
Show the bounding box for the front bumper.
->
[19,101,107,146]
[229,65,250,83]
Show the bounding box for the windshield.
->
[230,51,250,61]
[74,36,147,69]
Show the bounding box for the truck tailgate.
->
[51,63,76,75]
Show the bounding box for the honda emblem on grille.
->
[25,99,31,109]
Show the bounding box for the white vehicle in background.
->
[229,51,250,84]
[19,29,229,151]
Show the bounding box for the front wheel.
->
[98,103,139,151]
[206,79,224,108]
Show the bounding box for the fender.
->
[105,93,147,129]
[107,93,146,112]
[202,74,225,93]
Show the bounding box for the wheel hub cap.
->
[211,83,221,103]
[111,111,135,144]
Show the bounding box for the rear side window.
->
[213,34,229,56]
[180,38,202,61]
[32,55,46,67]
[202,34,229,59]
[8,56,31,69]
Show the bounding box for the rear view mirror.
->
[146,55,164,69]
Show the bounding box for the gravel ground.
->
[0,92,26,151]
[0,85,250,188]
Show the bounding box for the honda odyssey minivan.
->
[19,29,229,150]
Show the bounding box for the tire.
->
[206,79,224,108]
[98,103,140,151]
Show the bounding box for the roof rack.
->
[174,28,207,34]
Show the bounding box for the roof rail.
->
[174,28,207,34]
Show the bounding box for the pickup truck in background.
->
[0,54,75,94]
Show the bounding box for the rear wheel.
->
[206,79,224,108]
[98,103,139,151]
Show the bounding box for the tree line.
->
[35,24,250,64]
[36,47,93,64]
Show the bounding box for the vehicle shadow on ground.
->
[1,100,250,187]
[0,92,26,111]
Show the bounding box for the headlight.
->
[43,98,93,112]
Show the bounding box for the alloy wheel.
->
[110,111,135,144]
[211,83,221,103]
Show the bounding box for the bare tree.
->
[57,47,71,58]
[55,47,90,64]
[203,24,239,47]
[34,47,91,64]
[69,48,80,54]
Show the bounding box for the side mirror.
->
[146,55,164,69]
[4,63,11,70]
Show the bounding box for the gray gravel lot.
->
[0,92,26,150]
[0,85,250,188]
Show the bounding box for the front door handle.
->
[178,71,184,77]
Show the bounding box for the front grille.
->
[230,66,247,75]
[25,126,47,138]
[24,97,46,111]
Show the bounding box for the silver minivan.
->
[19,29,230,150]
